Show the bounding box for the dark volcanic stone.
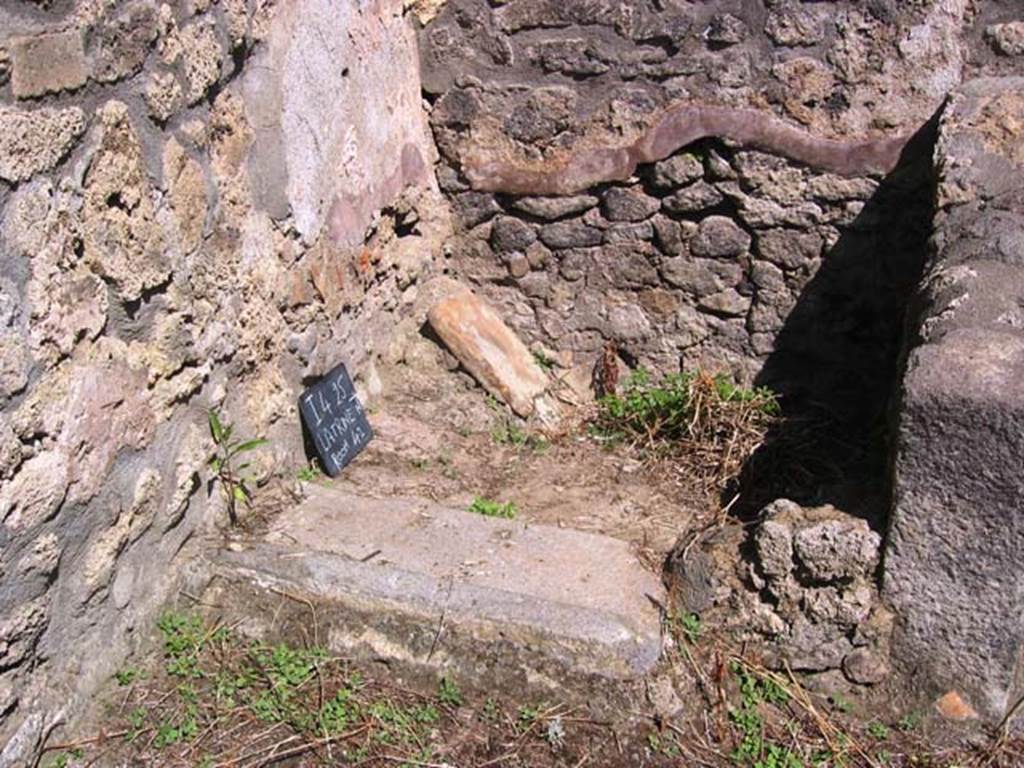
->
[651,153,704,188]
[539,220,603,249]
[491,216,537,253]
[662,182,724,214]
[602,188,660,222]
[690,216,751,258]
[604,221,654,243]
[454,192,501,228]
[511,195,599,220]
[434,89,480,128]
[705,13,748,47]
[652,216,684,256]
[756,229,823,269]
[505,103,560,143]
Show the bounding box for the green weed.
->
[48,749,83,768]
[153,706,198,748]
[518,703,541,726]
[897,711,922,732]
[157,611,206,679]
[867,721,890,740]
[296,462,323,482]
[468,496,518,519]
[673,612,702,644]
[729,663,800,767]
[533,350,556,371]
[114,667,139,686]
[367,698,426,745]
[594,368,778,446]
[591,368,779,490]
[830,693,853,714]
[480,697,499,722]
[208,409,268,525]
[491,419,549,452]
[247,643,325,727]
[646,730,682,757]
[438,676,463,707]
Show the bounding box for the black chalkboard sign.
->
[299,363,373,477]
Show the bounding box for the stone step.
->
[203,485,664,705]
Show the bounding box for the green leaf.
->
[208,409,223,443]
[233,486,249,503]
[229,438,269,457]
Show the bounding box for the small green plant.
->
[674,612,701,644]
[114,666,140,686]
[468,496,517,519]
[438,676,463,707]
[125,707,147,743]
[48,749,83,768]
[830,693,853,714]
[318,687,357,735]
[867,721,890,740]
[157,611,207,679]
[208,408,268,525]
[734,663,789,709]
[491,418,548,452]
[480,697,499,722]
[729,663,798,766]
[153,709,198,748]
[367,698,426,745]
[533,350,556,371]
[518,704,541,726]
[897,710,922,732]
[296,462,322,482]
[645,730,681,758]
[591,369,779,488]
[247,643,325,727]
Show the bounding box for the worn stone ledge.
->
[463,104,915,195]
[884,76,1024,726]
[205,485,664,706]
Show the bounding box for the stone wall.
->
[0,0,445,761]
[884,76,1024,727]
[420,2,1022,399]
[421,0,1024,728]
[441,140,932,418]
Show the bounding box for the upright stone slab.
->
[428,288,557,421]
[884,77,1024,725]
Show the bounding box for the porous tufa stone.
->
[0,106,87,182]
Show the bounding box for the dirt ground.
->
[45,330,1024,768]
[327,332,713,571]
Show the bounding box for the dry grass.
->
[589,369,779,495]
[657,618,1024,768]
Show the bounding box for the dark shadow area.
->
[727,115,940,530]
